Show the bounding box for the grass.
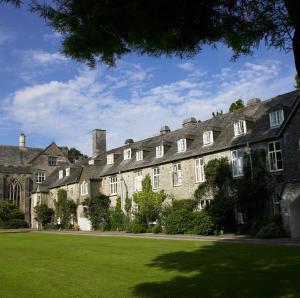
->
[0,233,300,298]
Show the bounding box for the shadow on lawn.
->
[132,242,300,298]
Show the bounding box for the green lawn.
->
[0,233,300,298]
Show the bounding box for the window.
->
[109,176,118,195]
[172,163,182,186]
[272,194,281,216]
[231,149,244,177]
[48,156,57,166]
[36,172,46,183]
[234,120,247,136]
[195,158,205,183]
[88,159,95,165]
[66,168,70,177]
[203,131,213,145]
[199,199,211,210]
[269,110,284,127]
[58,170,63,179]
[123,148,131,160]
[80,181,88,195]
[156,145,164,158]
[136,150,143,161]
[153,167,160,189]
[107,154,114,165]
[134,171,143,192]
[8,179,21,205]
[268,141,283,171]
[177,138,187,152]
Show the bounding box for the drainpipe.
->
[247,142,254,183]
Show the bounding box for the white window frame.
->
[80,181,88,196]
[156,145,164,158]
[123,148,131,160]
[231,149,244,177]
[153,167,160,189]
[195,158,205,183]
[269,110,284,128]
[88,159,94,165]
[109,176,118,195]
[134,171,143,192]
[107,154,114,165]
[177,138,187,152]
[172,162,182,186]
[268,140,283,172]
[66,168,70,177]
[234,120,247,136]
[36,172,46,183]
[136,150,143,161]
[203,131,213,146]
[199,199,212,210]
[58,170,63,179]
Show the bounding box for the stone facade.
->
[31,90,300,236]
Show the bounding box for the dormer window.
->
[203,131,213,146]
[136,150,143,161]
[88,159,95,165]
[58,170,63,179]
[156,145,164,158]
[177,138,187,152]
[234,120,247,136]
[107,154,114,165]
[66,168,70,177]
[123,148,131,160]
[269,110,284,127]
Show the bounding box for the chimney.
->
[125,139,134,145]
[19,133,26,147]
[247,98,262,107]
[160,125,171,135]
[182,117,197,127]
[92,129,106,157]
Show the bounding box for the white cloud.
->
[0,27,13,45]
[2,59,294,155]
[27,50,68,65]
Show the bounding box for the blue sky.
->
[0,2,296,155]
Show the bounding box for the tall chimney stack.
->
[19,133,26,147]
[92,129,106,157]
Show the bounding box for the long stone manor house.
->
[1,90,300,236]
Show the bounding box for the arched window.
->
[8,179,21,205]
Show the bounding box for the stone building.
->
[0,134,70,223]
[32,90,300,237]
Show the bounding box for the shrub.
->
[152,224,162,233]
[109,197,125,231]
[164,209,193,234]
[192,211,216,235]
[172,199,197,212]
[256,222,284,239]
[43,223,60,230]
[2,219,29,229]
[34,203,54,229]
[126,222,146,233]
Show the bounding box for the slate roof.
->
[92,90,300,177]
[0,145,43,166]
[37,89,300,191]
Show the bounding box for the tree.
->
[109,197,125,231]
[229,99,245,112]
[54,189,77,228]
[34,203,54,229]
[133,174,167,227]
[65,147,87,163]
[83,193,110,230]
[295,74,300,89]
[10,0,296,76]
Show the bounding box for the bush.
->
[43,223,60,230]
[164,209,193,234]
[2,219,29,229]
[126,222,147,233]
[192,211,216,235]
[256,221,284,239]
[152,225,162,233]
[172,199,197,212]
[109,197,125,231]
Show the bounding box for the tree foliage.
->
[66,147,87,163]
[34,203,54,229]
[133,174,167,227]
[229,99,245,112]
[54,189,77,228]
[295,74,300,89]
[109,196,125,231]
[0,200,28,228]
[16,0,298,76]
[83,193,110,230]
